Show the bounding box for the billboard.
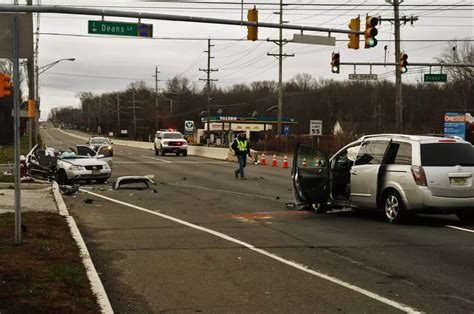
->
[444,112,468,140]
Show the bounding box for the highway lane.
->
[41,127,474,313]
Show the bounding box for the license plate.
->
[451,177,467,186]
[92,169,101,176]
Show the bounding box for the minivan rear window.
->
[421,143,474,166]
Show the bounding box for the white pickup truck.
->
[154,130,188,156]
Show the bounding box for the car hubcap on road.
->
[385,195,399,220]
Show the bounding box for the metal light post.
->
[34,58,75,143]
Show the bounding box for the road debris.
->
[113,176,156,190]
[83,198,94,204]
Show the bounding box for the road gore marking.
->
[446,225,474,233]
[79,189,421,314]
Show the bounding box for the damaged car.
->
[292,134,474,223]
[26,144,113,184]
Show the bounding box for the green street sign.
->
[424,73,447,82]
[88,20,153,37]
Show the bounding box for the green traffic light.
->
[332,66,340,73]
[368,38,377,47]
[401,67,408,74]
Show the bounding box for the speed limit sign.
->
[310,120,322,136]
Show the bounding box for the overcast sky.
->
[1,0,472,119]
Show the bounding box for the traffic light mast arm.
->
[0,4,364,36]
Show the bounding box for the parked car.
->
[87,136,113,156]
[292,134,474,223]
[154,130,188,156]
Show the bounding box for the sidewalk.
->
[0,183,57,214]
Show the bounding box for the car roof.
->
[357,133,470,144]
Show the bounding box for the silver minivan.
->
[292,134,474,223]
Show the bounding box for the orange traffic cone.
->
[282,155,289,168]
[302,158,308,167]
[260,153,267,166]
[271,154,278,167]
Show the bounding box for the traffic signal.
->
[331,52,340,73]
[28,100,36,118]
[0,73,12,97]
[399,53,408,73]
[364,15,378,48]
[247,7,258,41]
[348,17,360,50]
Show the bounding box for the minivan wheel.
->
[456,210,474,223]
[383,191,405,223]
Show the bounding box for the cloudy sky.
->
[1,0,472,119]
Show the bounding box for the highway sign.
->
[348,74,378,80]
[184,120,194,132]
[424,73,447,82]
[88,20,153,37]
[310,120,322,136]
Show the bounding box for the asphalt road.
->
[41,127,474,313]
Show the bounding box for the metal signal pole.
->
[153,66,160,131]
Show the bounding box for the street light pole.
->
[35,58,75,142]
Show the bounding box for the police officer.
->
[231,132,251,179]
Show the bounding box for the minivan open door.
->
[291,143,330,208]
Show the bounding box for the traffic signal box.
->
[399,53,408,73]
[0,73,12,97]
[331,52,340,73]
[247,7,258,41]
[28,100,36,118]
[348,17,360,50]
[364,15,379,48]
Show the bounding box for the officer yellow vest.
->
[236,139,248,152]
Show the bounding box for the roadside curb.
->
[52,182,113,314]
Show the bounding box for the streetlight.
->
[37,58,75,75]
[34,58,75,145]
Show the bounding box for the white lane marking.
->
[446,225,474,233]
[79,189,421,314]
[140,155,172,163]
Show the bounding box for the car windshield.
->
[91,138,110,144]
[421,143,474,166]
[163,133,183,139]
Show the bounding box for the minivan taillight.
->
[411,165,427,186]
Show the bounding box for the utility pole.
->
[27,0,35,149]
[153,66,160,131]
[384,1,418,132]
[127,89,143,140]
[267,0,294,149]
[98,97,102,134]
[132,90,136,139]
[116,94,120,136]
[393,0,402,132]
[199,38,218,145]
